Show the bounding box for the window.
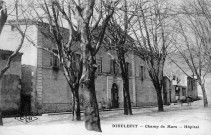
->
[110,59,121,75]
[190,79,193,91]
[11,25,18,31]
[173,76,176,80]
[110,59,114,74]
[182,88,186,96]
[175,86,180,96]
[113,60,116,74]
[188,78,193,91]
[116,63,121,75]
[72,53,81,71]
[1,54,8,60]
[75,53,81,71]
[51,49,59,68]
[172,75,177,85]
[97,57,102,73]
[139,66,145,80]
[126,62,132,77]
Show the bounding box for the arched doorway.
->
[111,83,119,108]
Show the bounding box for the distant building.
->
[187,76,198,100]
[170,85,187,102]
[0,49,22,116]
[167,75,198,103]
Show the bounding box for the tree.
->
[24,0,118,132]
[26,21,82,121]
[25,1,83,120]
[0,0,27,126]
[0,0,7,34]
[132,0,173,111]
[171,0,211,107]
[103,0,134,115]
[63,1,117,131]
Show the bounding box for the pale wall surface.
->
[0,24,38,67]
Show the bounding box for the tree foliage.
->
[132,0,174,111]
[171,0,211,107]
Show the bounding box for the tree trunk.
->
[0,1,7,35]
[155,87,164,112]
[200,83,208,107]
[0,77,3,125]
[0,0,7,125]
[123,76,132,115]
[123,88,128,115]
[147,58,165,112]
[71,87,81,121]
[72,93,75,121]
[83,70,101,132]
[75,89,81,121]
[0,108,3,126]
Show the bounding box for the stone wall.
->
[42,68,72,113]
[35,26,72,113]
[0,50,22,117]
[133,55,157,106]
[0,74,21,117]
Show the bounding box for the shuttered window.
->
[126,62,132,77]
[110,59,114,74]
[97,57,102,73]
[116,63,121,75]
[72,53,81,72]
[52,49,59,67]
[129,63,132,76]
[139,66,145,80]
[50,49,59,69]
[110,59,121,75]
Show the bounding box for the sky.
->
[0,0,183,66]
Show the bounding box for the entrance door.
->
[21,94,31,116]
[111,83,119,108]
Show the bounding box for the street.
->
[0,97,210,135]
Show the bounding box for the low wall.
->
[0,74,21,117]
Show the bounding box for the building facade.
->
[35,33,158,113]
[1,20,162,115]
[31,22,159,114]
[94,49,158,109]
[167,76,198,103]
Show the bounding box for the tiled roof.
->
[0,49,14,52]
[0,49,23,55]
